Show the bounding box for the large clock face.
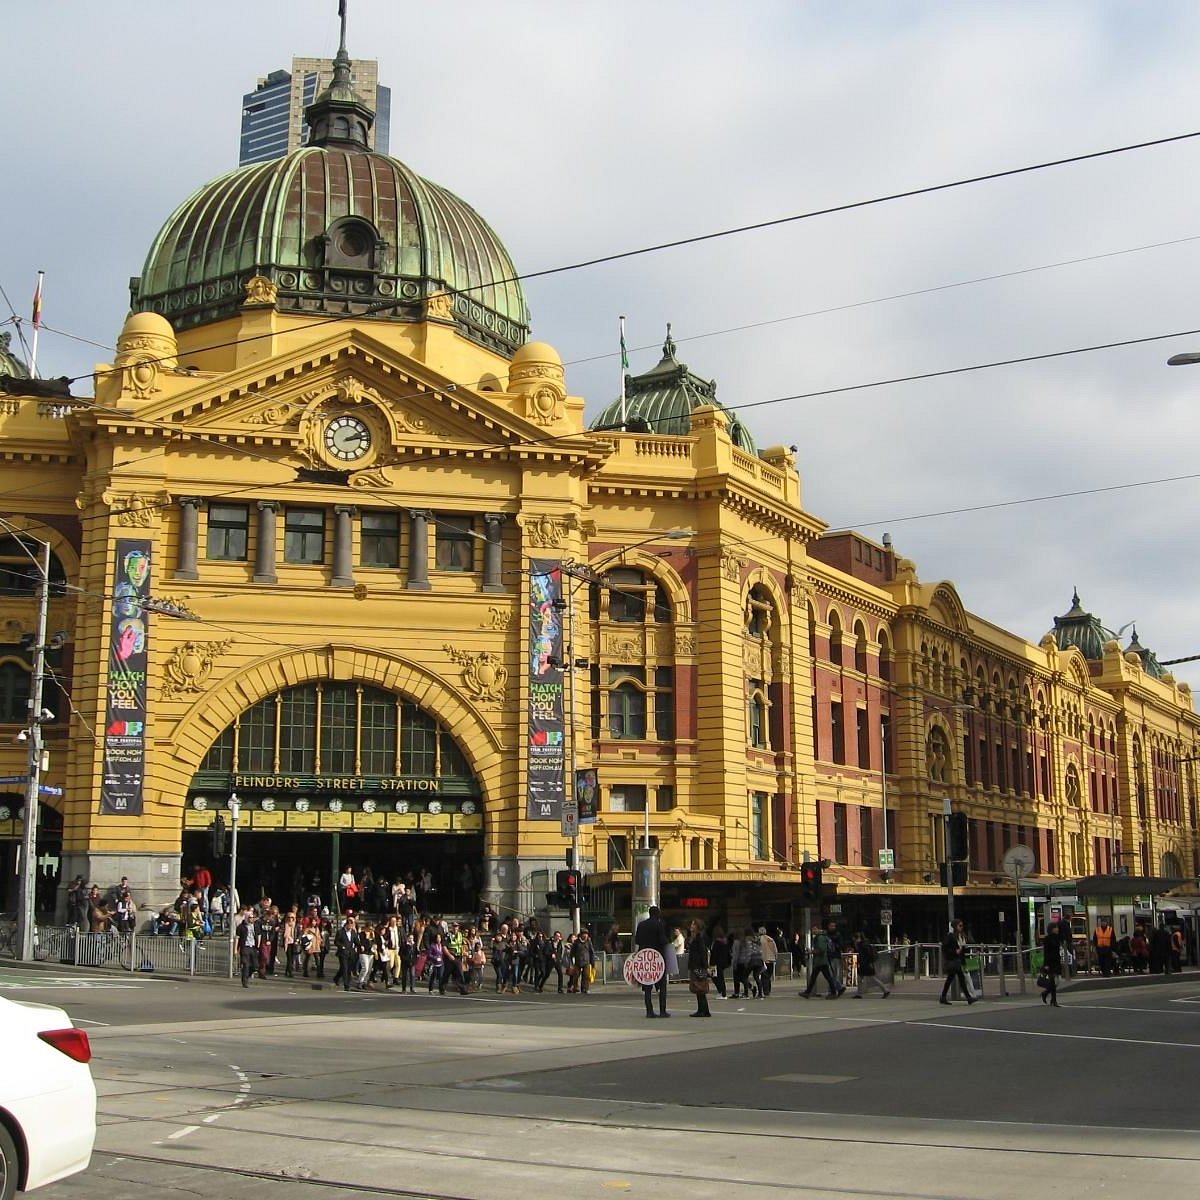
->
[323,414,373,462]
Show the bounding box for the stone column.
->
[332,505,356,588]
[175,496,201,580]
[407,509,431,591]
[254,501,279,584]
[483,512,507,593]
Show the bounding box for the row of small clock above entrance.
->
[183,795,482,833]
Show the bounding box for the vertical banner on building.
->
[101,539,151,816]
[576,767,598,824]
[528,559,564,820]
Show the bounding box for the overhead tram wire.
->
[562,232,1200,368]
[41,125,1200,390]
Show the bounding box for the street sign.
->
[0,776,28,785]
[560,801,578,838]
[38,785,63,796]
[878,848,895,871]
[880,908,893,925]
[623,948,665,986]
[1002,845,1035,881]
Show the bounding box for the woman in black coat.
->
[687,919,712,1018]
[1040,920,1062,1006]
[709,926,731,998]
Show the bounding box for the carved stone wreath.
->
[444,646,508,703]
[161,639,234,697]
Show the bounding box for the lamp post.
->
[16,538,51,962]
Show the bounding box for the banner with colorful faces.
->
[576,767,598,825]
[101,539,150,816]
[528,560,565,820]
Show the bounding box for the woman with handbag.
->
[687,918,712,1018]
[1039,919,1062,1006]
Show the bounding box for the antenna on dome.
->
[338,0,349,53]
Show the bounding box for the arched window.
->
[609,680,647,739]
[828,609,843,667]
[853,621,868,673]
[1161,851,1184,879]
[747,684,769,749]
[1065,763,1081,807]
[746,584,774,639]
[879,628,892,682]
[927,726,950,784]
[600,568,672,624]
[0,536,67,596]
[807,602,817,658]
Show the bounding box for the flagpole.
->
[619,314,628,427]
[30,271,44,379]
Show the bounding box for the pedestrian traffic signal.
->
[211,813,227,857]
[799,862,822,903]
[947,811,969,861]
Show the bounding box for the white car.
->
[0,994,96,1198]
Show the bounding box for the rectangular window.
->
[978,736,991,789]
[654,666,675,740]
[963,735,974,787]
[360,689,397,775]
[655,784,675,812]
[751,791,767,859]
[995,742,1006,791]
[609,669,647,740]
[859,805,874,865]
[1012,747,1022,794]
[881,713,893,773]
[361,511,400,568]
[830,701,845,765]
[856,707,870,768]
[284,507,325,564]
[239,698,277,773]
[401,705,437,776]
[833,802,848,864]
[320,684,357,774]
[885,809,896,858]
[608,835,629,871]
[748,682,767,749]
[434,515,474,571]
[206,503,249,561]
[279,687,317,773]
[610,784,647,813]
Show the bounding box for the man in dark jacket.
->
[634,904,671,1018]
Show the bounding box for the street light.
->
[16,538,51,962]
[555,528,692,934]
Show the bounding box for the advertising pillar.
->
[631,847,660,935]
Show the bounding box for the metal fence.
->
[0,923,233,978]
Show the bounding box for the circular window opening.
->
[336,225,370,258]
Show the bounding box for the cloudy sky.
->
[5,1,1200,688]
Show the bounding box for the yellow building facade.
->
[1,43,1197,937]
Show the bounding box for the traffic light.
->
[940,860,968,887]
[211,813,227,857]
[556,868,581,908]
[799,861,823,904]
[947,811,969,861]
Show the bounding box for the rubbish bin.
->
[876,950,895,987]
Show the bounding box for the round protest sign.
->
[623,947,665,986]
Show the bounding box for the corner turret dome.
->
[1047,590,1114,661]
[590,325,757,452]
[131,44,529,357]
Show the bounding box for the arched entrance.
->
[182,681,485,913]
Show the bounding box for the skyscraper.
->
[239,56,391,165]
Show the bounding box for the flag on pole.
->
[31,273,43,330]
[619,317,628,370]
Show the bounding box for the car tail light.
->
[38,1028,92,1064]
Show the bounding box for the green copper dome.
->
[590,326,758,452]
[0,332,30,380]
[132,48,529,357]
[1049,590,1115,661]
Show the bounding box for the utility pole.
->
[16,539,51,962]
[943,797,956,929]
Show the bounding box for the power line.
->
[46,125,1200,388]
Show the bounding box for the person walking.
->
[851,932,890,998]
[939,919,977,1005]
[686,919,712,1017]
[758,927,778,997]
[235,907,257,988]
[710,927,731,998]
[334,915,358,992]
[1039,919,1062,1006]
[801,923,844,998]
[634,904,671,1018]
